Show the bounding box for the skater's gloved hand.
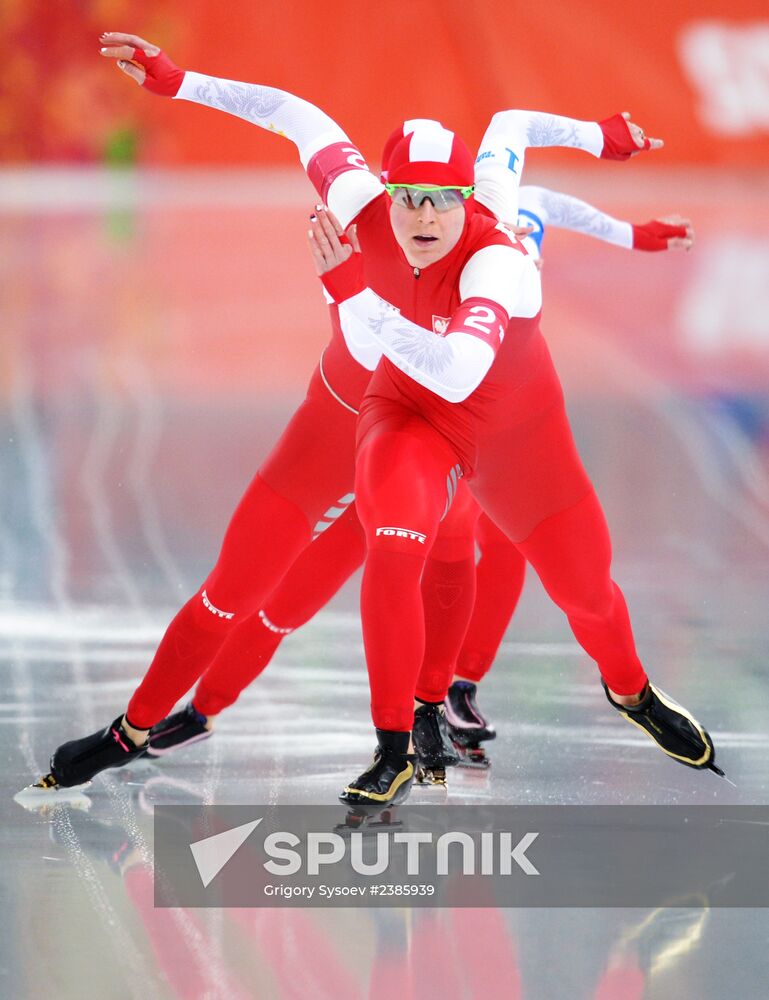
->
[599,112,663,160]
[632,215,694,251]
[99,33,185,96]
[308,206,365,302]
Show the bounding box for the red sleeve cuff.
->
[599,113,638,161]
[632,220,687,251]
[319,252,365,303]
[132,49,186,97]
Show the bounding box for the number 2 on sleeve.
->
[463,305,498,334]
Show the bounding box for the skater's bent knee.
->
[559,582,616,623]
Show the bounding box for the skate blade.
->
[456,757,491,770]
[455,745,492,769]
[415,766,447,786]
[708,763,736,786]
[451,737,492,762]
[334,806,403,832]
[14,778,92,811]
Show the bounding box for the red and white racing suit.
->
[191,182,668,716]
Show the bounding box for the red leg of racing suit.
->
[355,338,647,734]
[454,510,527,683]
[127,366,359,728]
[193,504,367,717]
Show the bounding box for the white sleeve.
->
[175,72,345,164]
[175,72,382,225]
[336,244,527,403]
[474,110,604,223]
[519,185,633,249]
[337,291,493,403]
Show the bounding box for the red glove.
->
[319,248,365,304]
[599,113,650,160]
[632,220,688,251]
[128,48,185,97]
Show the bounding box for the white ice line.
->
[595,352,769,556]
[284,917,342,1000]
[0,455,21,606]
[555,322,769,556]
[52,811,149,1000]
[219,732,381,749]
[659,396,769,553]
[702,404,769,509]
[9,361,151,988]
[15,359,200,989]
[0,607,167,643]
[79,374,147,613]
[0,605,584,659]
[10,362,71,607]
[9,359,90,726]
[97,774,238,995]
[76,380,239,992]
[0,646,158,665]
[72,378,235,990]
[121,356,188,596]
[0,425,38,774]
[498,640,582,656]
[8,644,40,775]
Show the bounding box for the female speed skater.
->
[145,188,694,776]
[306,142,721,806]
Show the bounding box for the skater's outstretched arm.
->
[517,186,694,252]
[474,108,662,222]
[459,108,682,254]
[98,32,383,227]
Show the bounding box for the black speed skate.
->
[444,680,496,769]
[340,730,416,809]
[38,716,148,790]
[412,702,460,786]
[148,702,211,757]
[603,682,724,775]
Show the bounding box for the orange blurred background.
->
[2,0,768,168]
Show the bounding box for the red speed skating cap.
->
[381,119,443,179]
[385,122,475,188]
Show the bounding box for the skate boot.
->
[34,716,149,790]
[444,680,496,769]
[603,682,724,775]
[340,730,416,809]
[412,702,460,786]
[147,702,212,757]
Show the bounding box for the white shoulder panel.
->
[327,170,385,228]
[458,243,528,317]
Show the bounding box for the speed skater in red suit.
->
[316,144,718,803]
[146,183,694,775]
[29,34,721,800]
